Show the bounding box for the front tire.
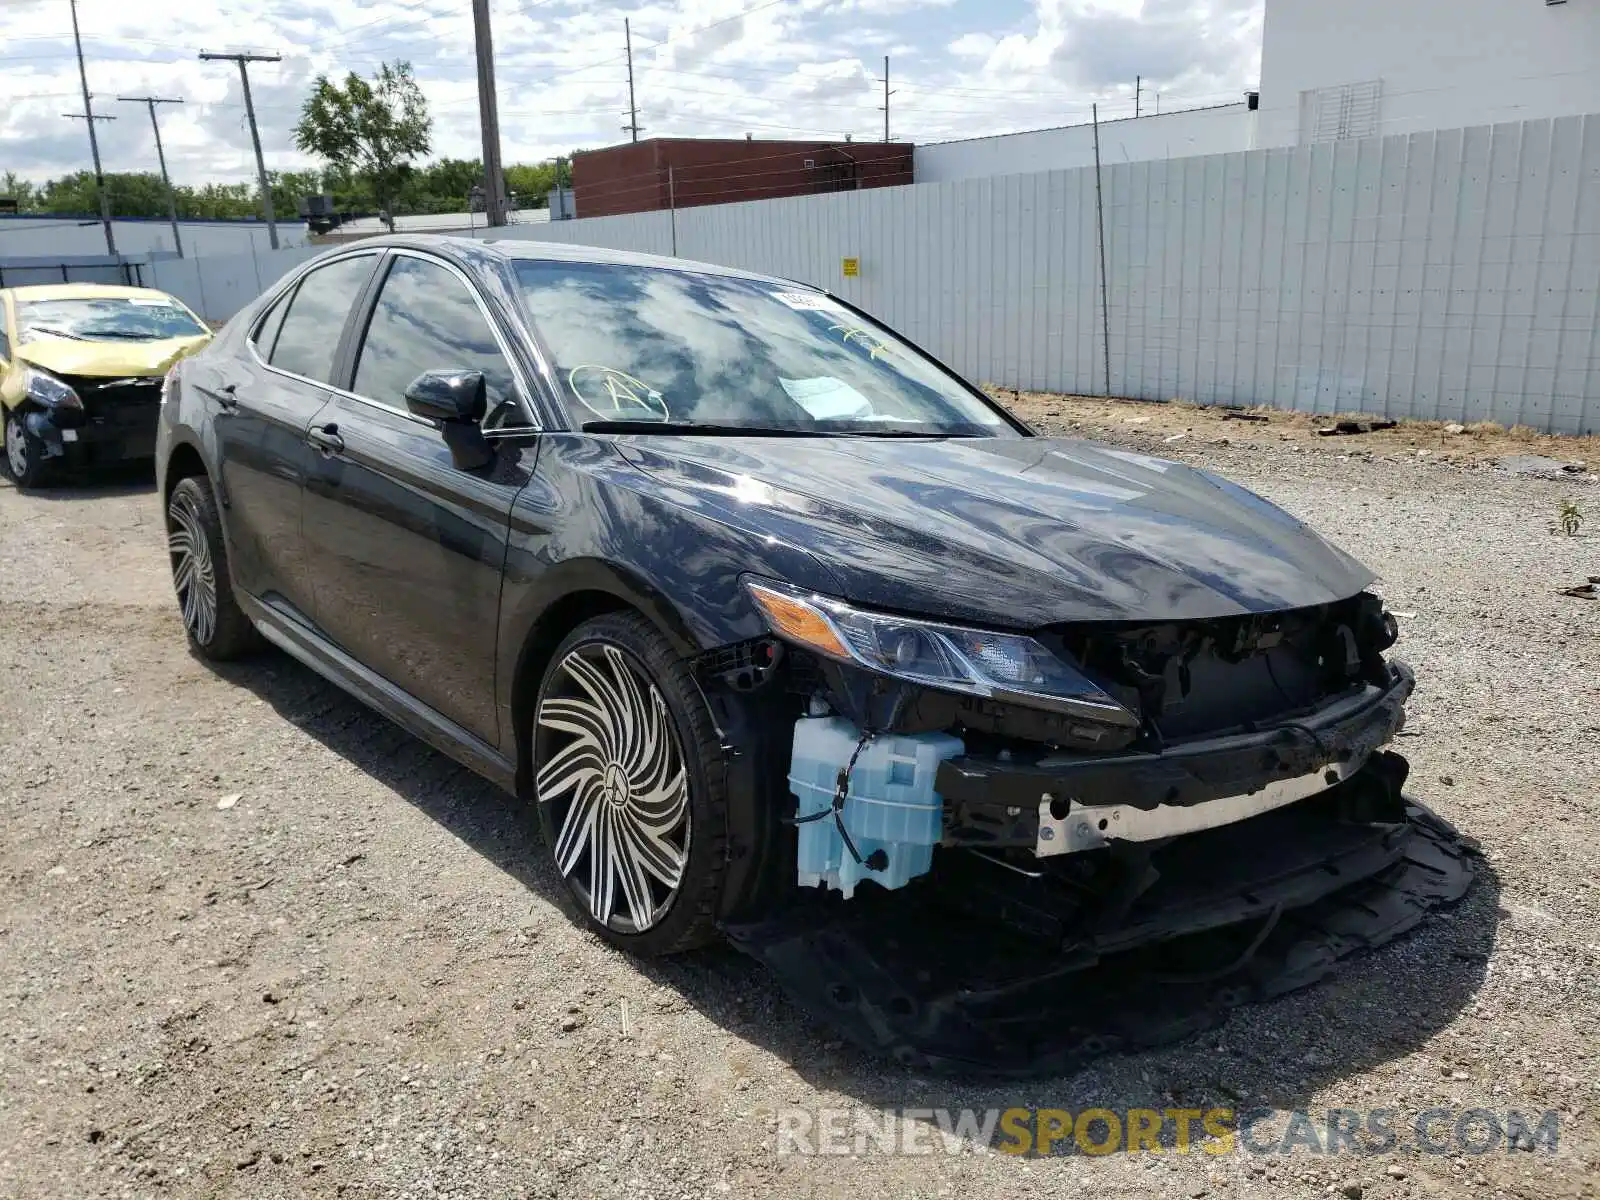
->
[533,613,727,956]
[4,408,51,489]
[166,475,260,660]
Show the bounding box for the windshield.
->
[513,260,1016,437]
[17,296,207,344]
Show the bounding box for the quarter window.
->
[352,255,518,422]
[252,288,293,359]
[269,255,375,383]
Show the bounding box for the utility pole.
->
[1135,75,1141,118]
[471,0,509,226]
[67,0,115,255]
[622,19,642,142]
[1091,103,1112,399]
[879,56,895,142]
[61,111,117,253]
[118,96,185,257]
[199,52,282,249]
[667,165,677,257]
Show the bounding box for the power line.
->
[427,0,796,113]
[199,51,282,249]
[117,95,185,256]
[303,0,446,52]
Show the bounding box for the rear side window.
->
[252,289,293,358]
[269,255,375,383]
[352,254,518,420]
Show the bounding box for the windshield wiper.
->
[582,420,825,437]
[829,427,971,438]
[581,420,978,438]
[25,325,87,341]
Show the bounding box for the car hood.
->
[13,334,210,379]
[618,435,1375,627]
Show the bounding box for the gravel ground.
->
[1,403,1597,1200]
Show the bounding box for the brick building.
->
[570,138,914,218]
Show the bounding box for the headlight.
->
[745,578,1138,726]
[24,366,82,410]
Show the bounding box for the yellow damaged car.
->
[1,283,211,487]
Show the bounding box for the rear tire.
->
[3,408,52,489]
[166,475,260,660]
[532,612,727,956]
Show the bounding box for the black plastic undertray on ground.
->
[723,801,1477,1076]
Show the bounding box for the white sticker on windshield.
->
[770,290,843,313]
[129,297,176,307]
[780,376,874,420]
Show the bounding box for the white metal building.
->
[917,0,1600,183]
[914,103,1255,185]
[1258,0,1600,147]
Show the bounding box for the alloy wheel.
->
[5,415,29,479]
[535,643,691,932]
[167,489,218,645]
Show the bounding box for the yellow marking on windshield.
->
[827,323,894,361]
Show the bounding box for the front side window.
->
[15,294,206,344]
[352,255,518,422]
[269,255,376,384]
[513,260,1014,436]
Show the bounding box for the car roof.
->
[355,233,803,291]
[5,283,183,303]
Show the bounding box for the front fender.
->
[493,433,843,761]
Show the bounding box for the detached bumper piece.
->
[725,754,1476,1076]
[939,664,1415,856]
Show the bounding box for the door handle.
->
[307,423,344,454]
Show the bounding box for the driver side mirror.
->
[404,369,493,471]
[404,369,487,424]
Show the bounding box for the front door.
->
[301,250,538,745]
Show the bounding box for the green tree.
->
[269,169,327,222]
[1,171,39,210]
[416,158,485,211]
[181,182,257,220]
[294,60,431,231]
[33,171,171,219]
[504,161,556,208]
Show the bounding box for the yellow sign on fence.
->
[841,257,860,277]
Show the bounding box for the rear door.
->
[215,252,378,618]
[300,249,540,744]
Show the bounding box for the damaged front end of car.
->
[702,579,1476,1075]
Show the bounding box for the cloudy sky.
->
[0,0,1263,187]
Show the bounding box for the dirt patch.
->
[990,387,1600,478]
